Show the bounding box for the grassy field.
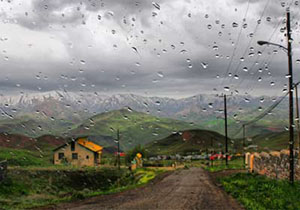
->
[203,158,244,172]
[219,173,300,210]
[0,147,51,167]
[0,167,165,209]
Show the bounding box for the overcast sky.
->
[0,0,300,98]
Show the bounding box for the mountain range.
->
[0,91,290,139]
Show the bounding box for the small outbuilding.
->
[53,137,103,167]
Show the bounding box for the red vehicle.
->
[114,152,126,157]
[210,154,232,161]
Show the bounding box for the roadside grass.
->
[0,167,165,209]
[219,173,300,210]
[203,158,244,172]
[143,159,181,167]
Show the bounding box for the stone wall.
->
[246,150,300,180]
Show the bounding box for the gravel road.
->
[40,168,243,210]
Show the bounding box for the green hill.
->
[69,109,200,151]
[145,129,227,155]
[251,131,292,151]
[0,114,79,137]
[231,130,299,152]
[0,147,51,166]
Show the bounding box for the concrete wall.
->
[54,142,101,167]
[246,150,300,180]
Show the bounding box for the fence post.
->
[0,160,8,182]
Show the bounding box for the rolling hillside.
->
[0,133,66,152]
[69,109,200,151]
[145,129,227,155]
[251,131,294,151]
[0,114,84,138]
[0,133,67,165]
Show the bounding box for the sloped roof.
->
[53,137,103,153]
[77,138,103,153]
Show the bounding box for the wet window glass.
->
[0,0,300,209]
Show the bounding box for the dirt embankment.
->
[40,168,244,210]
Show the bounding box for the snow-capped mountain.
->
[0,91,289,138]
[0,91,286,120]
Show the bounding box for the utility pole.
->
[295,83,300,150]
[287,11,294,184]
[117,129,120,170]
[243,124,246,167]
[224,94,229,166]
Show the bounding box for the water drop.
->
[224,86,230,91]
[180,49,187,54]
[132,47,139,53]
[232,22,238,28]
[212,45,218,50]
[201,62,208,69]
[152,2,160,10]
[157,71,164,78]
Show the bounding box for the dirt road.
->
[41,168,243,210]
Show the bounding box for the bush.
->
[125,145,147,164]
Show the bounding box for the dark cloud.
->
[13,0,167,29]
[0,0,299,98]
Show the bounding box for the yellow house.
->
[53,137,103,167]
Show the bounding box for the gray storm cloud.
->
[0,0,299,98]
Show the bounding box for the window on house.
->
[58,153,64,160]
[86,155,89,159]
[71,141,75,151]
[72,153,78,160]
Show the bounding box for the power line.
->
[226,0,272,86]
[234,0,296,96]
[236,19,283,93]
[241,0,297,96]
[218,0,251,90]
[244,92,288,126]
[231,90,289,137]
